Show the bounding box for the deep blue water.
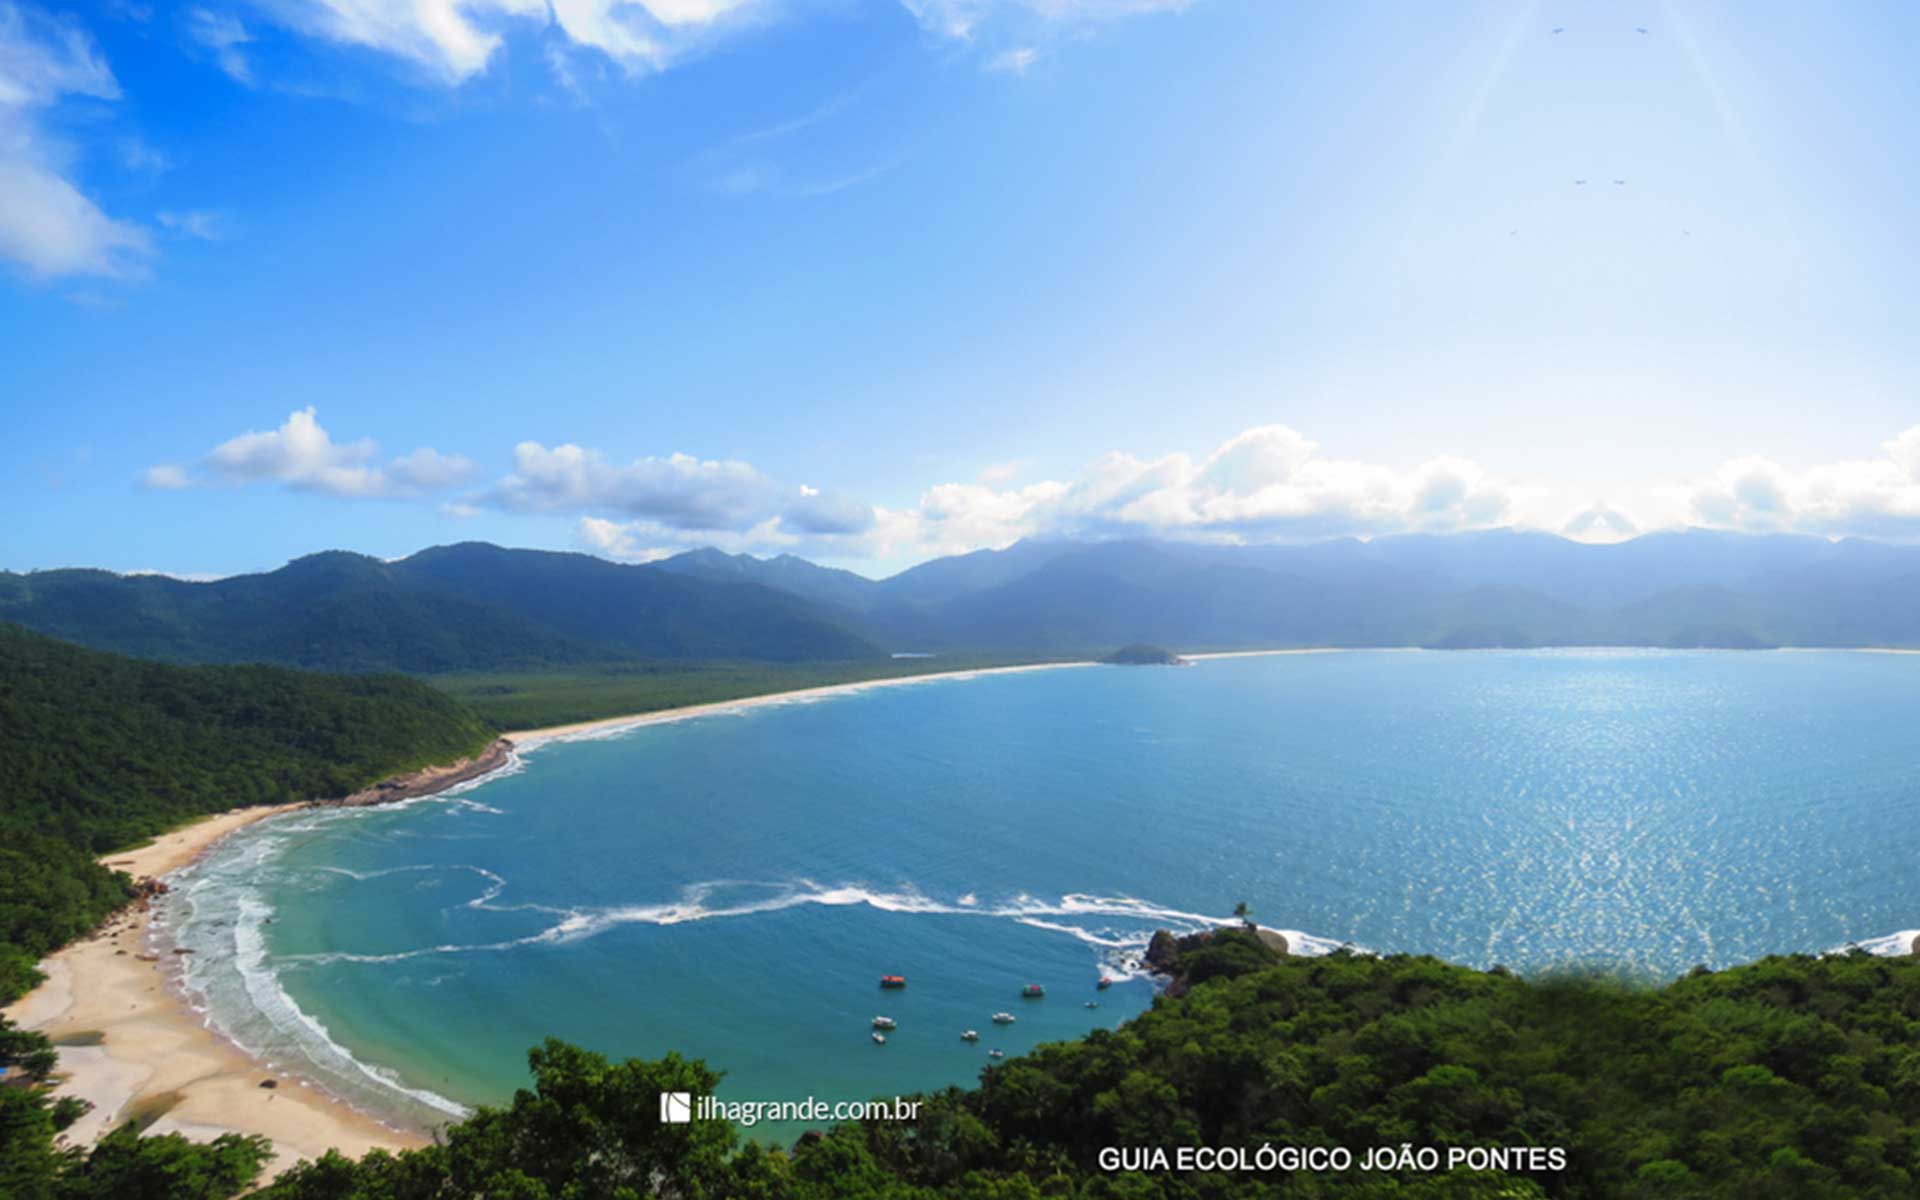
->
[159,650,1920,1133]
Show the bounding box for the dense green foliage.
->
[432,656,1066,730]
[0,624,498,1200]
[253,934,1920,1199]
[0,623,495,965]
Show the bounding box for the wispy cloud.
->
[0,1,151,281]
[185,7,252,83]
[157,209,225,239]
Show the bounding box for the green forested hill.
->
[0,623,494,980]
[0,543,878,673]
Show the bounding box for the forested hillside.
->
[251,932,1920,1199]
[0,543,878,673]
[0,623,495,985]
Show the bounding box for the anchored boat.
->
[879,975,906,989]
[991,1011,1016,1024]
[1021,984,1045,998]
[960,1029,980,1042]
[872,1016,896,1030]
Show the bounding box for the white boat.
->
[872,1032,887,1045]
[988,1049,1005,1059]
[960,1029,980,1041]
[1085,1001,1099,1009]
[991,1012,1015,1024]
[872,1016,896,1030]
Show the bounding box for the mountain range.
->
[7,530,1920,673]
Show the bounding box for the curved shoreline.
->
[2,805,431,1180]
[0,741,519,1180]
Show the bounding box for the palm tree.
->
[1232,900,1253,928]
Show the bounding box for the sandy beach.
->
[502,658,1106,743]
[2,804,429,1180]
[501,648,1346,745]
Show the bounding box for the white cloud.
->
[153,406,475,498]
[272,0,757,83]
[488,441,779,530]
[1672,428,1920,537]
[0,2,151,280]
[978,459,1027,484]
[900,0,1190,44]
[186,7,253,83]
[139,463,190,490]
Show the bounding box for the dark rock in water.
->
[260,1079,278,1089]
[1145,930,1182,972]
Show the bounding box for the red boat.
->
[879,975,907,989]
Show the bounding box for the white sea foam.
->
[1831,930,1920,958]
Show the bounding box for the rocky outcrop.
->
[318,739,513,809]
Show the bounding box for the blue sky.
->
[5,0,1920,578]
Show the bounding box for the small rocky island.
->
[1103,643,1188,666]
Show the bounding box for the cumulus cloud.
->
[150,407,475,498]
[910,425,1516,546]
[1674,427,1920,537]
[0,2,151,280]
[487,442,779,530]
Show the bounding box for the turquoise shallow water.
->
[159,650,1920,1133]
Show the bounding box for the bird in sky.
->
[1636,27,1650,34]
[1552,27,1566,34]
[1613,179,1627,185]
[1574,179,1588,185]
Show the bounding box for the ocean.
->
[156,649,1920,1135]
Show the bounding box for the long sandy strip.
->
[500,649,1344,744]
[2,806,429,1181]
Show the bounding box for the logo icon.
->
[660,1092,693,1124]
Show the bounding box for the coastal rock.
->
[318,739,514,809]
[1911,936,1920,956]
[1255,928,1290,957]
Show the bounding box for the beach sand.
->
[502,659,1103,743]
[500,649,1344,745]
[2,804,429,1181]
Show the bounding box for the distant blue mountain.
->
[9,530,1920,672]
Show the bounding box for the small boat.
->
[1021,984,1045,998]
[1084,1001,1099,1009]
[872,1032,887,1045]
[991,1012,1015,1024]
[1097,977,1113,990]
[872,1016,896,1031]
[988,1049,1005,1059]
[879,975,906,989]
[960,1029,980,1042]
